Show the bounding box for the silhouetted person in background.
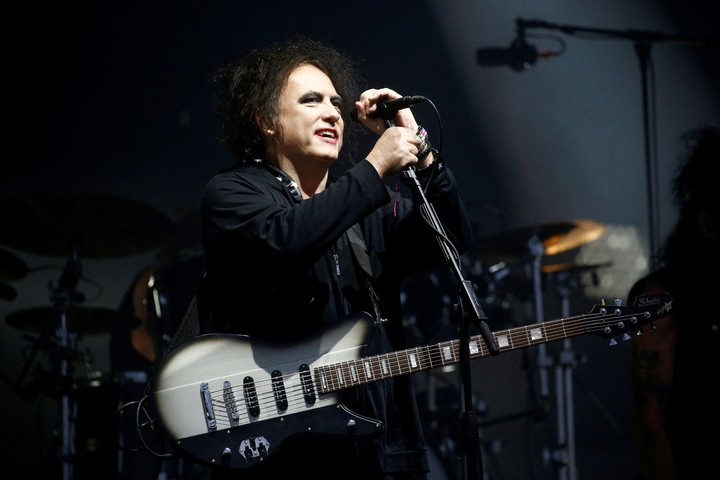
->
[627,125,720,480]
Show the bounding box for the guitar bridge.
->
[200,382,217,432]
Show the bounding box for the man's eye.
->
[301,94,321,104]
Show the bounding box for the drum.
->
[72,370,122,479]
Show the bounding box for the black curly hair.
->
[654,124,720,269]
[213,35,366,164]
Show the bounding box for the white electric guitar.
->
[150,292,672,470]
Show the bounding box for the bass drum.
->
[72,370,122,479]
[147,254,205,355]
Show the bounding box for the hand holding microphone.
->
[351,95,426,122]
[353,89,432,178]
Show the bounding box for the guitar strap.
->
[346,223,387,329]
[142,279,204,395]
[166,290,202,351]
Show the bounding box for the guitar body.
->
[152,312,382,469]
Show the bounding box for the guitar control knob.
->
[222,447,231,456]
[346,419,357,431]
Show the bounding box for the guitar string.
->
[203,309,653,427]
[206,312,645,424]
[206,311,650,424]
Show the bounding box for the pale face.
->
[271,64,344,167]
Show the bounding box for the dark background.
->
[2,1,718,478]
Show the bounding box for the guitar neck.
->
[313,307,634,394]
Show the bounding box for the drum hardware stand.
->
[525,235,579,480]
[526,235,552,400]
[49,248,85,480]
[542,269,580,480]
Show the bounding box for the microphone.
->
[350,95,426,122]
[476,37,539,71]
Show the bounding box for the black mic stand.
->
[387,117,500,480]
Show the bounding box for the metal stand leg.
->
[553,280,578,480]
[58,314,77,480]
[528,237,551,401]
[526,238,579,480]
[58,312,78,480]
[51,252,84,480]
[541,271,580,480]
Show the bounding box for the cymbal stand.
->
[50,249,85,480]
[526,236,578,480]
[543,270,579,480]
[527,236,551,401]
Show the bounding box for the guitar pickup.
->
[243,376,260,418]
[299,364,316,405]
[223,380,240,426]
[271,370,288,411]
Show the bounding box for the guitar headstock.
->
[586,292,673,342]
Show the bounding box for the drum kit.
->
[0,192,193,480]
[404,218,610,480]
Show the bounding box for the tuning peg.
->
[622,333,631,341]
[608,338,618,346]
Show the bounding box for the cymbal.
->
[0,193,175,258]
[474,219,605,258]
[0,247,28,280]
[544,220,605,256]
[4,306,121,334]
